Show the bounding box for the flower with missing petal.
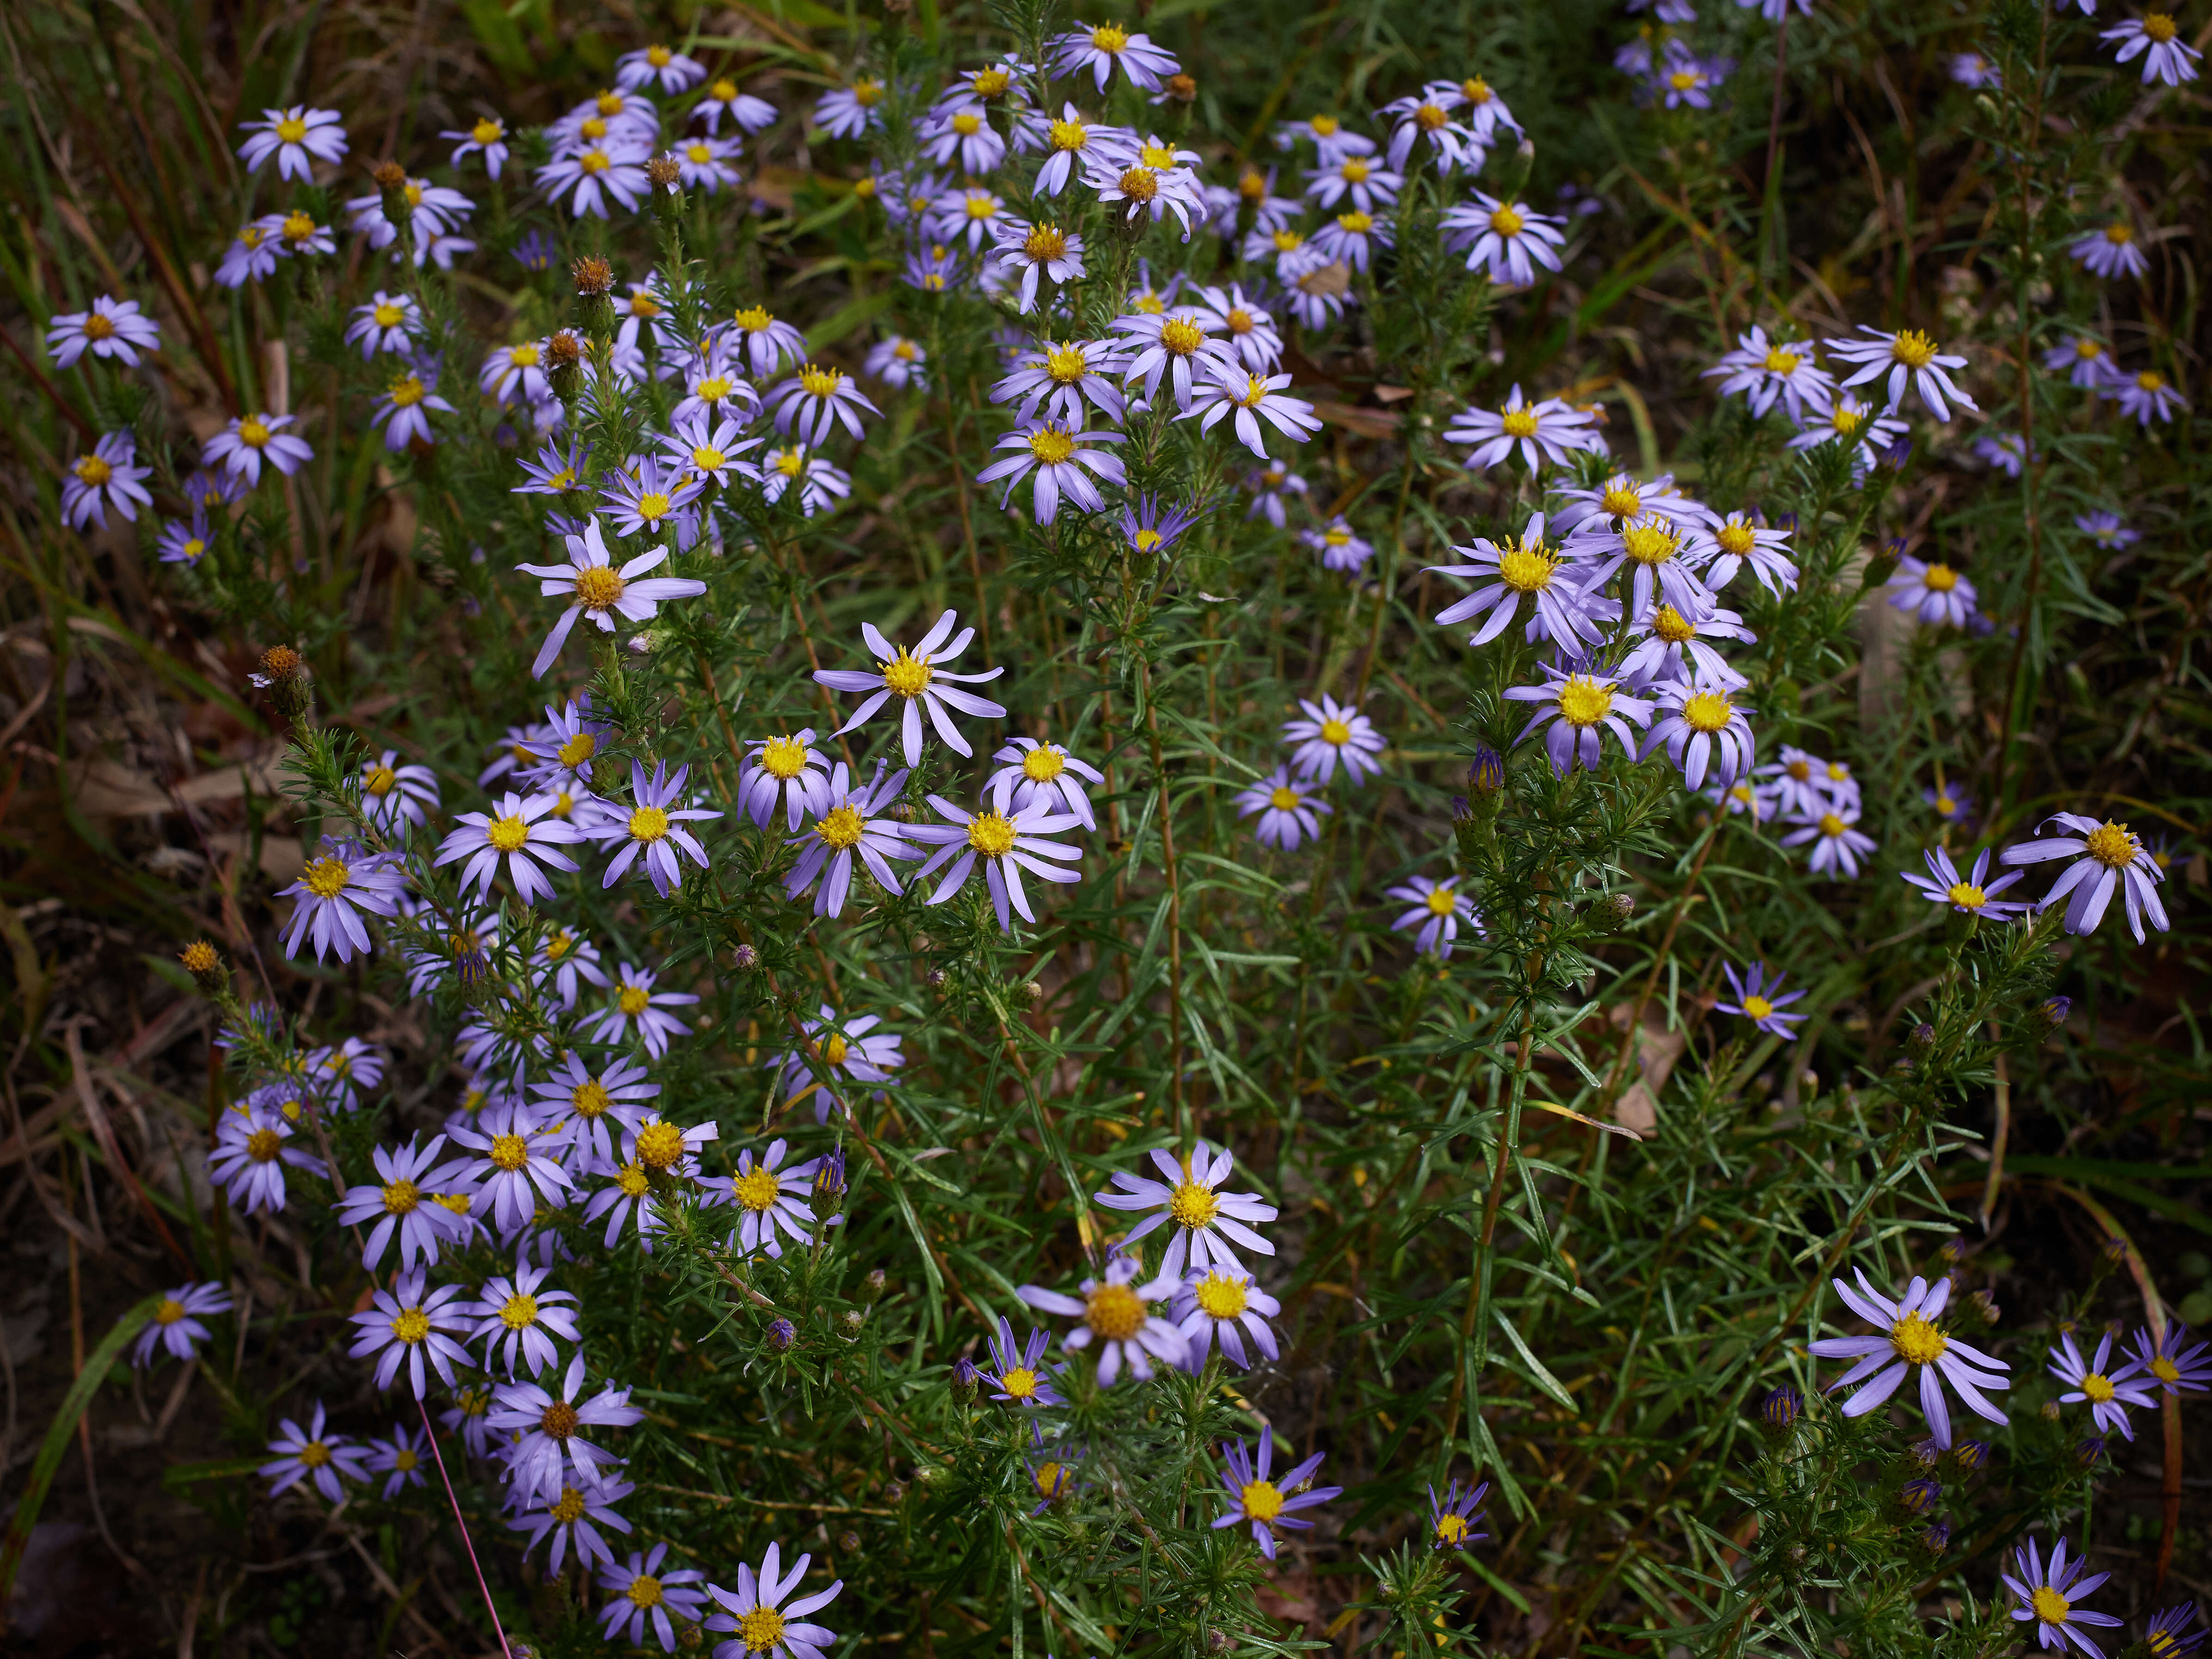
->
[814,611,1008,765]
[2000,812,2170,943]
[1705,326,1834,420]
[2102,12,2202,85]
[1213,1426,1339,1560]
[131,1283,233,1369]
[514,516,707,680]
[980,1316,1066,1407]
[1809,1268,2010,1448]
[1428,1478,1490,1552]
[2127,1325,2212,1396]
[1827,326,1979,420]
[1888,555,1979,628]
[1050,21,1181,91]
[1445,385,1604,472]
[1441,193,1566,285]
[774,1004,904,1124]
[589,964,700,1058]
[1715,961,1807,1037]
[1900,846,2030,920]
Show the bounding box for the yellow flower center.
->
[628,804,670,843]
[738,1607,787,1653]
[2084,821,2137,868]
[1139,141,1178,168]
[967,812,1018,858]
[617,1163,650,1197]
[798,365,843,400]
[1084,1281,1147,1341]
[486,814,530,853]
[754,735,809,780]
[1272,229,1304,253]
[1920,562,1960,593]
[74,455,114,486]
[540,1400,580,1439]
[636,1120,685,1169]
[1415,103,1449,131]
[1622,522,1681,566]
[1048,119,1088,152]
[1831,407,1863,435]
[2031,1587,2072,1625]
[1241,1479,1287,1520]
[276,116,309,143]
[2105,223,2132,245]
[1090,22,1130,50]
[579,149,613,175]
[1741,994,1774,1020]
[852,77,884,106]
[2151,1355,2181,1385]
[282,211,317,244]
[1556,676,1613,728]
[973,67,1011,96]
[573,565,625,610]
[1495,540,1556,592]
[1268,786,1302,811]
[1035,1460,1069,1499]
[499,1291,539,1331]
[1170,1179,1221,1228]
[1716,522,1755,557]
[155,1298,186,1325]
[299,1440,332,1468]
[1028,427,1077,465]
[1499,408,1539,438]
[1761,346,1802,374]
[572,1079,612,1119]
[389,1305,430,1344]
[1044,343,1094,385]
[1667,70,1698,91]
[1436,1512,1470,1546]
[999,1365,1040,1399]
[627,1574,665,1608]
[637,491,674,521]
[1022,747,1066,783]
[619,985,651,1016]
[364,764,398,797]
[1118,166,1159,202]
[1889,1311,1949,1365]
[387,375,425,408]
[1489,203,1525,235]
[964,193,996,220]
[820,1032,850,1066]
[2144,11,2178,39]
[1890,330,1938,368]
[2138,370,2165,392]
[1947,883,1987,910]
[1309,115,1340,135]
[246,1127,284,1162]
[1817,811,1847,839]
[686,142,714,164]
[733,1167,782,1213]
[2080,1371,2116,1403]
[490,1133,530,1172]
[1652,605,1697,643]
[1681,691,1734,734]
[1340,157,1372,184]
[382,1178,420,1215]
[238,225,266,250]
[815,805,867,851]
[302,856,351,899]
[551,1486,588,1523]
[950,112,985,138]
[1024,223,1068,261]
[1194,1271,1249,1318]
[1425,887,1458,917]
[179,537,205,562]
[469,117,502,145]
[1311,719,1350,749]
[83,312,116,339]
[238,417,271,448]
[1599,483,1642,518]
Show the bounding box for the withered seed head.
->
[1165,73,1197,103]
[545,329,584,367]
[371,160,407,191]
[570,255,614,296]
[257,644,303,680]
[646,154,683,189]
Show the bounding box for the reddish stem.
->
[416,1394,514,1659]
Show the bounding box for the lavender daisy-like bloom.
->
[1429,514,1612,653]
[1952,50,2003,86]
[1788,390,1910,477]
[359,750,439,832]
[1754,748,1831,820]
[2114,367,2188,427]
[528,1052,656,1168]
[1887,553,1980,628]
[332,1133,469,1270]
[515,515,708,680]
[1213,1426,1339,1561]
[512,1476,633,1575]
[2139,1606,2206,1659]
[2000,812,2170,943]
[2075,511,2139,550]
[448,1102,572,1232]
[1642,676,1756,791]
[1173,1266,1281,1371]
[1385,875,1482,960]
[490,1353,645,1506]
[775,1005,904,1124]
[765,364,881,447]
[261,1402,368,1503]
[863,333,928,389]
[1428,1478,1490,1551]
[987,738,1106,830]
[1577,508,1718,617]
[753,445,852,516]
[600,1543,711,1653]
[619,41,705,92]
[1827,325,1979,420]
[363,1424,430,1499]
[60,430,154,531]
[213,220,282,289]
[482,339,550,408]
[977,419,1127,523]
[441,115,509,177]
[1809,1269,2010,1448]
[1244,459,1309,528]
[704,1542,845,1659]
[920,99,1007,175]
[2128,1325,2212,1396]
[1051,20,1180,91]
[208,1102,322,1214]
[1704,513,1800,595]
[238,105,349,179]
[435,791,584,906]
[1299,516,1375,574]
[1925,782,1973,823]
[598,454,705,546]
[1506,663,1655,778]
[1782,803,1879,880]
[907,794,1084,932]
[1715,961,1808,1038]
[2073,219,2149,280]
[204,412,313,487]
[1445,385,1603,472]
[1189,283,1284,374]
[2103,12,2202,84]
[157,512,211,567]
[1235,766,1332,851]
[1019,1254,1188,1383]
[814,611,1008,765]
[274,837,406,963]
[1094,1140,1278,1278]
[2049,1331,2156,1439]
[1379,89,1478,174]
[371,360,456,451]
[737,729,833,830]
[988,218,1088,316]
[470,1254,582,1377]
[1441,194,1567,285]
[1113,306,1236,410]
[993,338,1127,428]
[1618,599,1754,690]
[2004,1535,2123,1657]
[783,761,917,920]
[1705,327,1834,420]
[980,1316,1066,1407]
[1651,42,1733,107]
[588,964,700,1057]
[348,1267,473,1398]
[1900,846,2030,920]
[1280,695,1386,786]
[815,75,887,138]
[1182,363,1323,459]
[131,1282,233,1368]
[46,294,161,367]
[590,760,719,896]
[1121,495,1202,560]
[538,140,653,218]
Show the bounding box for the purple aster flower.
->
[739,728,834,830]
[60,430,154,531]
[2128,1325,2212,1396]
[2050,1331,2157,1439]
[1281,694,1385,786]
[1828,325,1978,421]
[2004,1535,2122,1657]
[1213,1426,1339,1560]
[46,294,161,368]
[208,1102,323,1214]
[1887,554,1979,627]
[1715,961,1808,1037]
[1900,845,2030,920]
[1505,663,1655,777]
[1782,802,1878,879]
[434,791,585,906]
[1444,385,1604,472]
[372,359,457,451]
[527,1052,656,1168]
[1704,327,1834,421]
[588,759,720,896]
[702,1542,845,1659]
[1924,782,1973,823]
[276,837,407,963]
[1428,1477,1490,1550]
[363,1423,431,1498]
[814,610,1008,765]
[332,1133,470,1270]
[2073,220,2149,280]
[510,1475,634,1575]
[980,1316,1066,1407]
[1173,1267,1281,1371]
[1809,1269,2010,1448]
[203,412,313,487]
[783,760,918,920]
[599,1543,711,1652]
[1236,766,1332,851]
[1093,1140,1277,1278]
[261,1402,369,1503]
[1641,676,1756,790]
[587,963,699,1057]
[359,749,439,832]
[348,1267,474,1398]
[1050,21,1180,91]
[237,106,349,180]
[131,1282,232,1368]
[514,515,708,680]
[2000,811,2170,942]
[700,1139,823,1259]
[1299,516,1374,574]
[1385,875,1483,959]
[1428,513,1614,652]
[863,333,928,389]
[1019,1253,1187,1384]
[489,1353,644,1506]
[2102,12,2202,86]
[470,1253,582,1377]
[447,1102,572,1232]
[2112,367,2188,426]
[907,793,1085,932]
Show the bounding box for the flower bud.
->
[1895,1476,1942,1517]
[1917,1520,1952,1557]
[1018,980,1044,1006]
[1466,745,1506,796]
[179,939,228,995]
[1862,538,1903,591]
[570,255,614,297]
[950,1356,978,1404]
[732,943,759,970]
[1904,1438,1941,1472]
[1757,1384,1802,1440]
[926,967,947,990]
[1880,435,1914,471]
[764,1317,796,1353]
[545,327,584,400]
[1947,1439,1991,1475]
[2073,1435,2108,1471]
[838,1530,861,1553]
[373,160,410,232]
[1587,893,1636,935]
[837,1308,864,1341]
[858,1267,887,1307]
[647,154,686,223]
[455,947,501,1011]
[1906,1022,1937,1060]
[1164,73,1197,103]
[2040,995,2071,1028]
